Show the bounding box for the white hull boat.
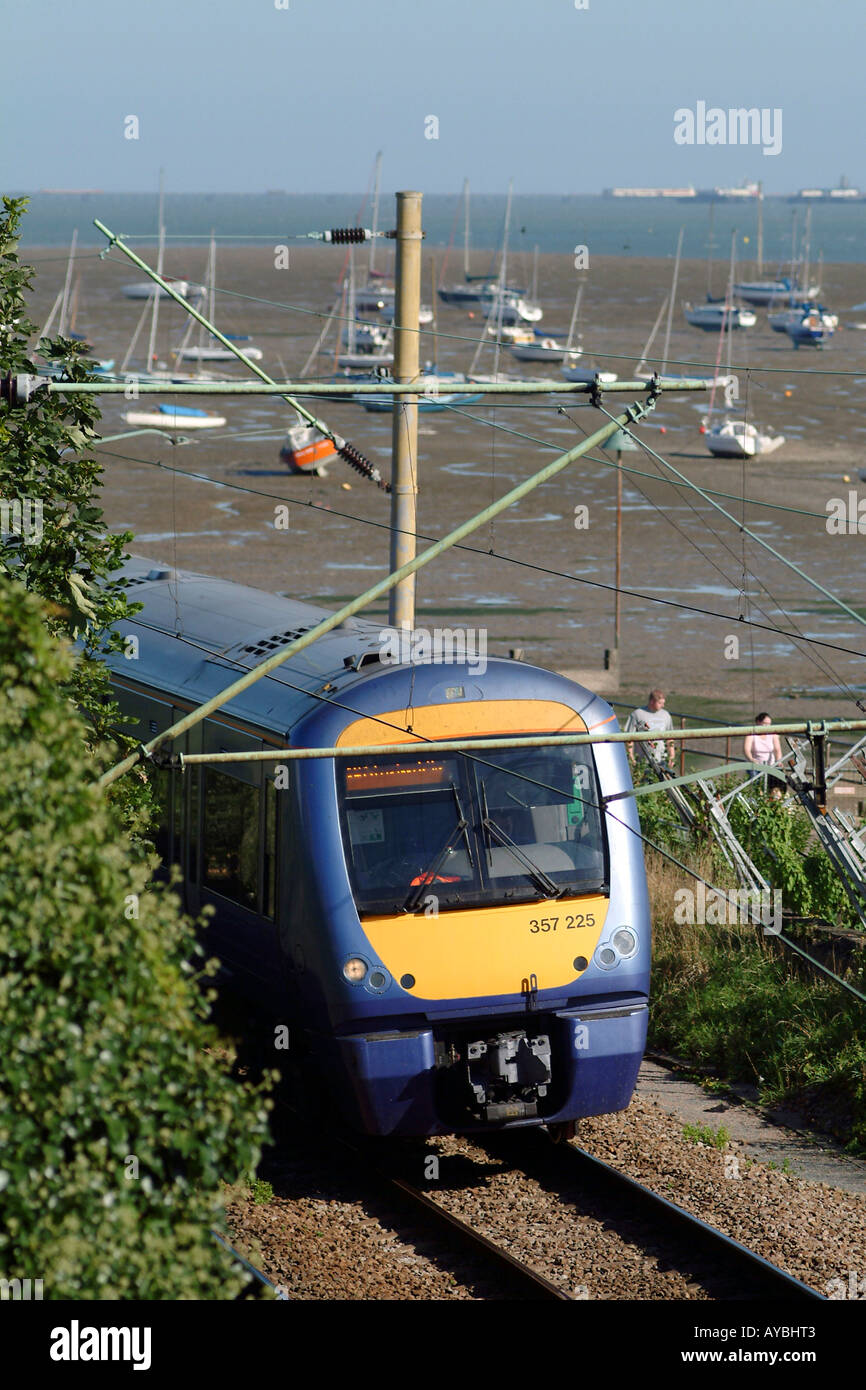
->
[124,404,226,430]
[562,363,618,384]
[355,284,396,313]
[767,305,837,344]
[175,344,264,362]
[122,279,204,301]
[481,291,543,324]
[511,339,582,362]
[684,302,757,331]
[733,279,819,306]
[704,419,785,458]
[336,350,394,369]
[379,302,434,325]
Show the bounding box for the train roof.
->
[106,555,613,743]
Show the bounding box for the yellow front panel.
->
[336,699,594,747]
[362,895,608,1001]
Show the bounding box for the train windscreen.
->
[339,744,606,914]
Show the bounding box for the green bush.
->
[0,194,152,847]
[0,577,273,1298]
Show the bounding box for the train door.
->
[198,719,282,1007]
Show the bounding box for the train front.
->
[286,657,650,1137]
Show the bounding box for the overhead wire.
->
[95,254,866,379]
[557,401,863,703]
[92,443,866,665]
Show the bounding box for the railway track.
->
[479,1130,825,1301]
[252,1059,825,1301]
[269,1093,571,1299]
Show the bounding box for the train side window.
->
[263,777,277,920]
[151,767,173,864]
[203,769,259,911]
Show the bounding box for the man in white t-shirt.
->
[625,688,675,767]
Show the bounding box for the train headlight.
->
[343,957,368,983]
[612,927,638,959]
[594,928,639,970]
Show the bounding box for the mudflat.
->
[26,244,866,723]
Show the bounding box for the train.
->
[105,556,651,1139]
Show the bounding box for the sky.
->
[3,0,864,195]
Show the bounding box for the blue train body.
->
[105,558,650,1137]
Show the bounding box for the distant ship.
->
[789,186,862,201]
[692,182,761,202]
[604,187,696,199]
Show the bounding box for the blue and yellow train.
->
[107,557,650,1138]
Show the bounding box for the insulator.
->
[323,227,369,244]
[337,440,391,492]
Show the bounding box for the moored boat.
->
[123,403,226,430]
[767,303,837,345]
[511,337,581,362]
[703,418,785,458]
[733,277,819,306]
[280,419,338,474]
[684,301,757,331]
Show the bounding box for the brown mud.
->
[28,244,866,721]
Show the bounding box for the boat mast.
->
[145,170,166,371]
[802,204,812,295]
[462,178,471,280]
[635,294,669,376]
[562,283,584,364]
[530,244,539,305]
[756,182,764,277]
[500,178,514,286]
[706,201,715,298]
[707,230,736,423]
[120,297,153,375]
[58,228,78,337]
[368,150,383,278]
[68,275,81,336]
[347,245,357,355]
[661,226,684,376]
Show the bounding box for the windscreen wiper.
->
[480,779,562,900]
[402,784,474,913]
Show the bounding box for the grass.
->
[682,1122,730,1150]
[646,848,866,1152]
[249,1177,275,1206]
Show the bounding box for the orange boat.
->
[280,421,338,476]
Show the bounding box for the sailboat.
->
[558,286,617,383]
[767,303,836,346]
[734,205,819,305]
[337,247,394,368]
[684,301,757,331]
[703,232,784,459]
[637,228,696,383]
[174,234,264,363]
[438,180,488,305]
[124,403,227,430]
[36,230,115,376]
[120,175,204,302]
[704,419,785,458]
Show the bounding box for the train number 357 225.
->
[529,913,595,933]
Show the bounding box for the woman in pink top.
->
[744,712,782,782]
